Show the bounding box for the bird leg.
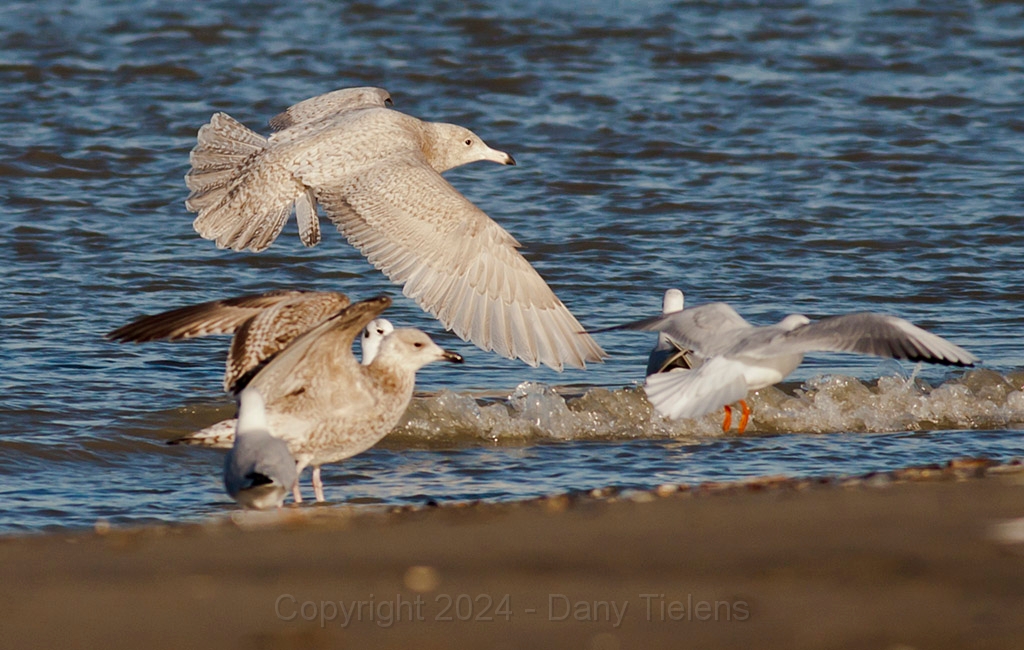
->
[737,399,751,434]
[292,480,303,504]
[722,400,752,433]
[313,466,325,503]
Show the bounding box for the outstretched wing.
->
[247,296,393,402]
[107,290,351,392]
[268,87,393,132]
[769,313,978,366]
[107,290,308,342]
[226,292,351,392]
[315,159,606,371]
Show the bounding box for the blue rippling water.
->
[1,0,1022,531]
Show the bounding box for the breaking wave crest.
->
[393,369,1024,443]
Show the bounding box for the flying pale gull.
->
[598,299,978,433]
[115,296,462,502]
[187,87,394,249]
[223,387,298,510]
[184,86,606,372]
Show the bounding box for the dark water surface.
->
[2,0,1023,532]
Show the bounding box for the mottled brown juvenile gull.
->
[598,300,978,432]
[184,87,606,372]
[108,289,351,393]
[223,388,297,511]
[172,296,462,503]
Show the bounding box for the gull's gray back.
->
[653,303,755,357]
[224,389,297,505]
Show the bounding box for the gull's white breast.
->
[736,353,805,390]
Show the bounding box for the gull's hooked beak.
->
[484,145,516,166]
[442,350,464,363]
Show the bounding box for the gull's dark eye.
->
[414,342,424,348]
[464,139,472,146]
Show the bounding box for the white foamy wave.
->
[391,370,1024,442]
[752,369,1024,434]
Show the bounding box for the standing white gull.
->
[360,318,394,365]
[184,87,606,371]
[598,300,977,432]
[223,388,297,510]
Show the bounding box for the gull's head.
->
[427,123,516,172]
[360,318,395,365]
[374,328,464,372]
[780,314,811,331]
[662,289,685,315]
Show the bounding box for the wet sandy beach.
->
[3,460,1023,649]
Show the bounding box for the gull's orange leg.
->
[722,405,733,432]
[737,399,751,434]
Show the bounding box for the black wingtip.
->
[105,323,137,342]
[245,471,275,487]
[586,322,642,335]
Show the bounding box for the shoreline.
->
[3,458,1024,648]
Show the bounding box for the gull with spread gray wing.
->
[598,299,977,432]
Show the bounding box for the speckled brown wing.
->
[107,290,350,392]
[315,159,606,371]
[225,291,351,392]
[247,296,392,403]
[107,290,312,342]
